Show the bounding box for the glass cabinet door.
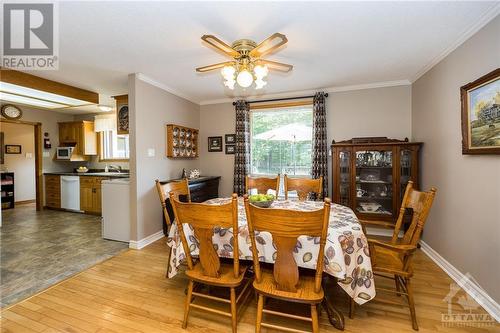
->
[338,150,351,206]
[400,149,413,201]
[354,149,393,217]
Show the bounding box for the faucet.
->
[107,165,122,173]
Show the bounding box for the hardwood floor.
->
[1,238,498,333]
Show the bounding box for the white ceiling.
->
[24,1,499,107]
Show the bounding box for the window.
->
[100,130,129,160]
[250,104,313,176]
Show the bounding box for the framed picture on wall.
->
[461,68,500,154]
[225,145,235,154]
[225,134,236,144]
[5,145,21,154]
[208,136,223,152]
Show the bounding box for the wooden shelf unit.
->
[1,172,15,210]
[166,124,199,158]
[331,137,422,228]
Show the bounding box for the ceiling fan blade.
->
[196,61,235,73]
[249,33,288,58]
[201,35,240,58]
[259,60,293,72]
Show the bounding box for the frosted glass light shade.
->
[236,70,253,88]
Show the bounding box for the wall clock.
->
[1,104,23,120]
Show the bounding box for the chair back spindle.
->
[244,195,331,293]
[170,193,240,278]
[155,178,191,228]
[391,181,437,246]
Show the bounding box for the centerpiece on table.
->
[248,193,275,208]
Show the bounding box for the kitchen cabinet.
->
[80,176,108,214]
[58,121,97,156]
[45,175,61,209]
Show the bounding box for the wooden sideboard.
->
[160,176,220,235]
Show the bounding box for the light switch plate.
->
[147,148,155,157]
[43,151,50,157]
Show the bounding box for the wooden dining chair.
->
[155,178,191,230]
[284,175,323,200]
[245,174,280,195]
[352,181,437,330]
[170,193,252,333]
[244,195,331,333]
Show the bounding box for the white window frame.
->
[249,103,313,178]
[99,130,130,161]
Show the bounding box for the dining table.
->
[166,197,376,330]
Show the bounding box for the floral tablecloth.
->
[166,198,375,305]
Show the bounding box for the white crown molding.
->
[411,3,500,83]
[199,80,411,106]
[135,73,200,105]
[420,241,500,322]
[129,230,164,250]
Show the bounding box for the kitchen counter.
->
[44,172,129,178]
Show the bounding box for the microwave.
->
[56,147,74,159]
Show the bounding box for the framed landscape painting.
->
[461,68,500,154]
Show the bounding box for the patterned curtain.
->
[312,92,328,198]
[233,100,251,196]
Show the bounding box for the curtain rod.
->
[232,93,328,106]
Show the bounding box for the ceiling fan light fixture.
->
[236,70,253,88]
[221,65,236,80]
[255,78,267,90]
[254,65,269,79]
[224,78,236,90]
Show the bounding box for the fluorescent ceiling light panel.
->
[0,92,67,109]
[0,82,90,106]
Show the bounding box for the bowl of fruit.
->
[76,166,88,173]
[249,193,275,208]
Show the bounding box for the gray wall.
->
[412,16,500,301]
[129,74,200,241]
[200,85,412,197]
[9,107,75,173]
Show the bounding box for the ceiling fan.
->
[196,33,293,90]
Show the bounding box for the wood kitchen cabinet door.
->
[80,185,94,212]
[92,187,102,213]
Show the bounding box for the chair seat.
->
[253,269,324,304]
[373,246,412,277]
[186,262,248,287]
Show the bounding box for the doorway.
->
[0,119,43,212]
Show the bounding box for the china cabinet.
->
[331,137,422,228]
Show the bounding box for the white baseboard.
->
[129,230,164,250]
[420,241,500,322]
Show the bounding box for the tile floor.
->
[0,203,128,307]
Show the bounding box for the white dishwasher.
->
[60,176,80,211]
[102,178,130,242]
